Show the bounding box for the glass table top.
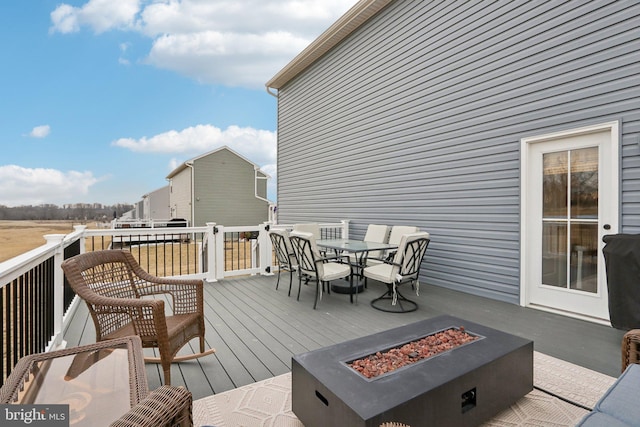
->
[16,343,131,426]
[317,239,397,252]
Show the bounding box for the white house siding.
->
[170,169,193,223]
[143,186,170,220]
[135,200,144,220]
[274,0,640,303]
[192,149,269,226]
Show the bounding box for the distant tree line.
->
[0,204,134,221]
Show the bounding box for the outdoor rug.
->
[193,351,617,427]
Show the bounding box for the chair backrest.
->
[391,232,431,280]
[293,223,322,240]
[388,226,420,245]
[61,249,141,300]
[363,224,391,259]
[269,229,296,268]
[364,224,390,243]
[289,231,323,277]
[61,250,145,341]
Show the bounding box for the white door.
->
[522,122,619,322]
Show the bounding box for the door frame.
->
[520,121,619,323]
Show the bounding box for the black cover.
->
[602,234,640,330]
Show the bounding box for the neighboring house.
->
[142,186,170,221]
[166,146,271,227]
[135,200,144,220]
[266,0,640,323]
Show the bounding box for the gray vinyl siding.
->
[275,0,640,303]
[192,150,269,227]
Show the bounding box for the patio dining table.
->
[316,238,398,295]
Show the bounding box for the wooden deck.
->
[62,274,627,401]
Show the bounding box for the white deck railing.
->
[0,220,348,385]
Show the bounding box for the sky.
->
[0,0,359,207]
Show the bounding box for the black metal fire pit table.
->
[292,315,533,427]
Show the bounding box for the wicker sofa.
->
[576,329,640,426]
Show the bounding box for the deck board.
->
[62,274,627,401]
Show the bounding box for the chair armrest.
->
[110,385,192,427]
[622,329,640,371]
[88,293,165,313]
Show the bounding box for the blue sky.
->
[0,0,357,207]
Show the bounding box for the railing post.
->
[259,222,274,276]
[341,220,350,239]
[44,234,66,350]
[214,224,226,281]
[73,225,87,254]
[205,223,218,282]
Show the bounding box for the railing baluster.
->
[10,279,18,368]
[25,270,32,357]
[1,286,5,383]
[18,275,24,361]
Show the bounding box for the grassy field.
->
[0,220,95,263]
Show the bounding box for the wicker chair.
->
[622,329,640,371]
[61,249,215,385]
[110,385,192,427]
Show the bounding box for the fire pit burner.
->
[348,327,481,379]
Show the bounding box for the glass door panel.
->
[569,223,598,293]
[571,147,598,219]
[541,148,598,294]
[542,222,567,288]
[543,152,568,218]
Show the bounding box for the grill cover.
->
[602,234,640,329]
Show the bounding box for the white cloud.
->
[50,0,141,34]
[112,124,277,166]
[0,165,99,206]
[50,0,358,88]
[29,125,51,138]
[146,30,309,88]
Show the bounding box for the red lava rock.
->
[348,327,478,379]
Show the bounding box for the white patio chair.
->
[293,223,328,256]
[350,224,390,281]
[293,223,322,239]
[289,231,353,309]
[350,224,390,263]
[364,232,430,313]
[367,225,419,266]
